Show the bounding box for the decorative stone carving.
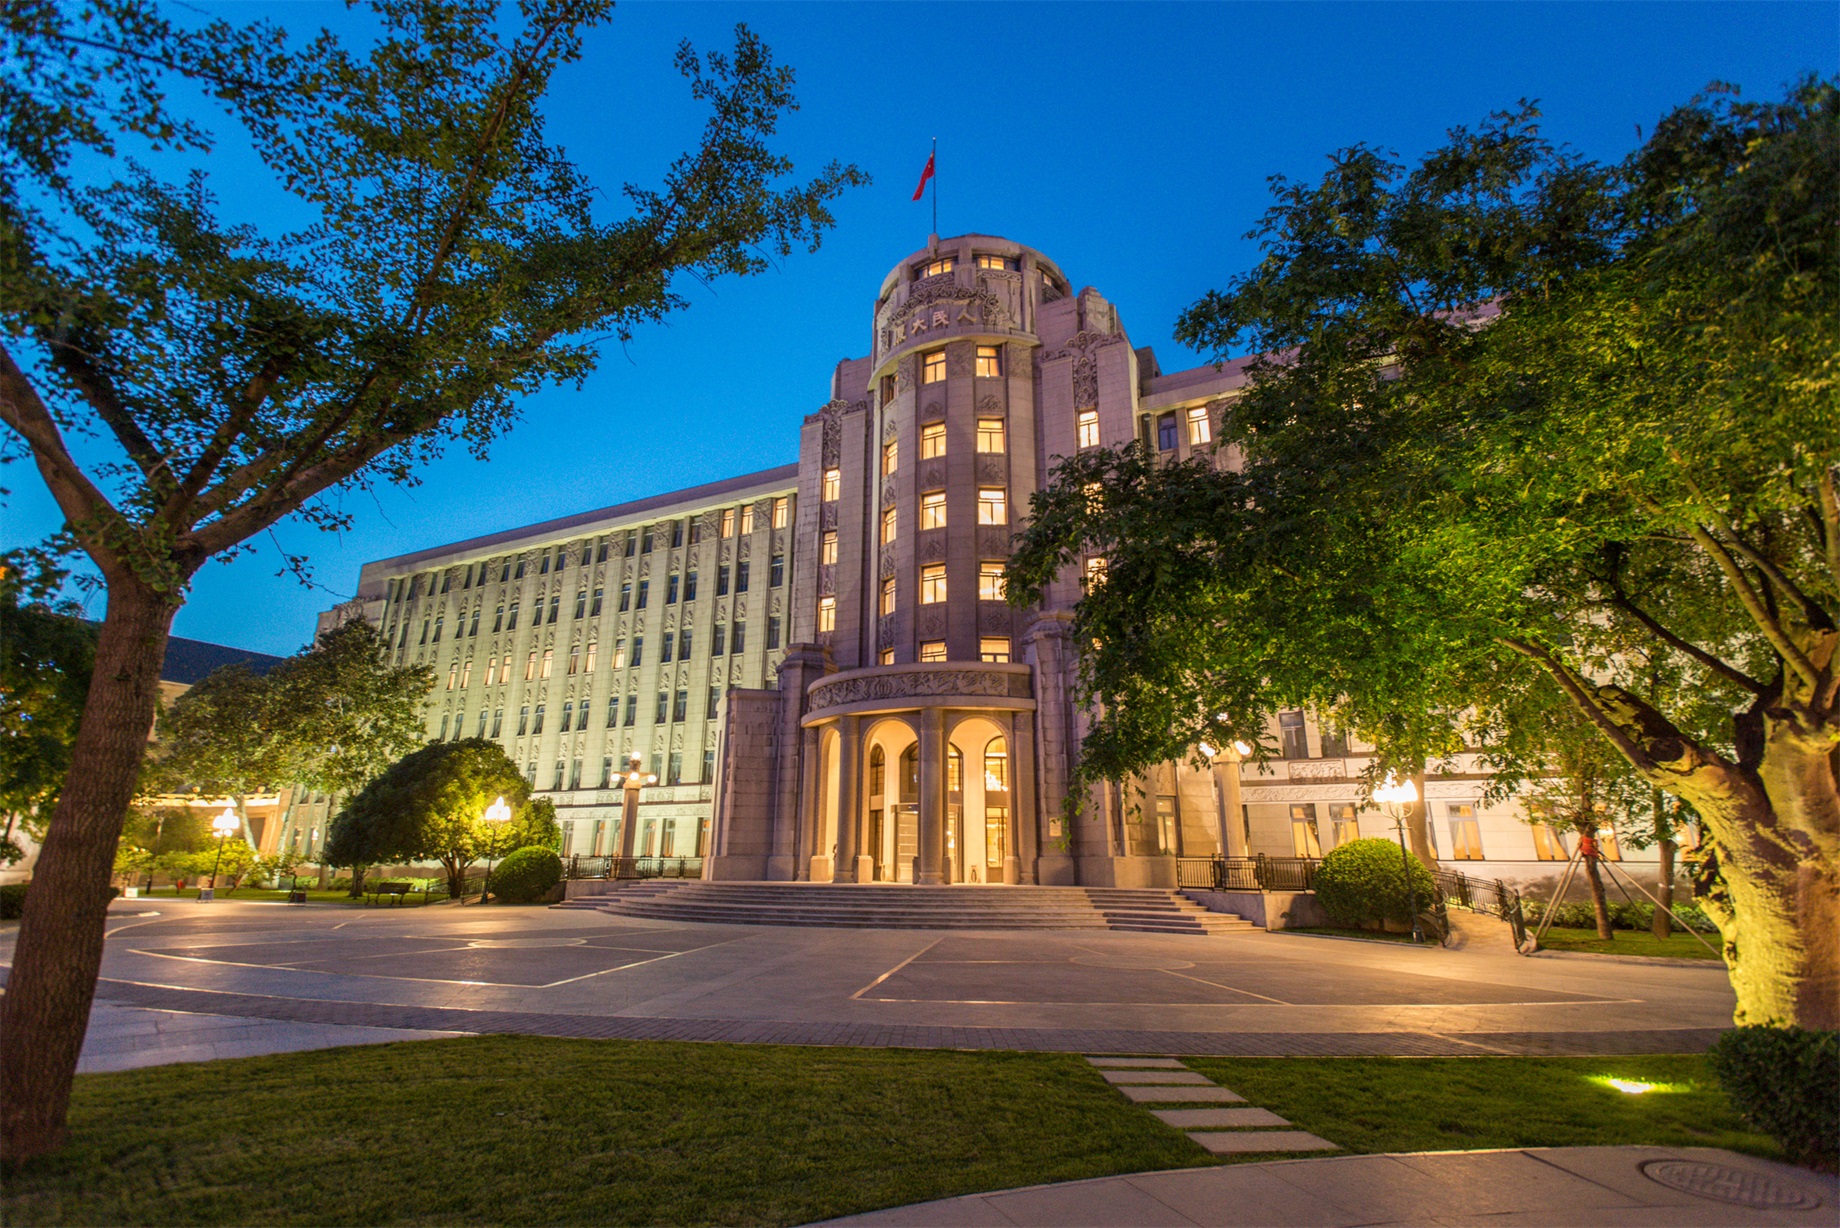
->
[880,482,896,510]
[921,400,944,421]
[917,605,945,637]
[977,394,1005,416]
[883,415,899,442]
[817,564,834,596]
[974,453,1007,484]
[879,551,896,579]
[918,533,947,561]
[1287,759,1349,782]
[820,502,838,531]
[818,399,847,468]
[880,277,1015,351]
[1040,329,1122,412]
[808,666,1033,711]
[877,615,896,648]
[977,526,1016,557]
[919,459,945,489]
[978,604,1011,634]
[894,357,913,394]
[946,342,975,378]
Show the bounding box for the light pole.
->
[615,753,658,874]
[477,795,512,904]
[199,803,239,902]
[1374,773,1423,942]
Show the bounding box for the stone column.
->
[795,724,821,880]
[1215,751,1248,858]
[618,758,644,861]
[769,643,832,882]
[916,706,947,884]
[837,714,867,883]
[1007,713,1033,884]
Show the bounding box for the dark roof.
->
[160,635,288,685]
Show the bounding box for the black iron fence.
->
[1431,868,1528,947]
[1176,855,1320,892]
[564,855,704,881]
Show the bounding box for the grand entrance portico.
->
[800,663,1036,884]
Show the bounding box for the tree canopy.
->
[1009,80,1838,1027]
[0,560,96,862]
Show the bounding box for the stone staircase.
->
[557,881,1254,935]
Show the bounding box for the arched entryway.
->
[947,715,1017,884]
[861,717,918,882]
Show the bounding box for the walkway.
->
[818,1147,1836,1226]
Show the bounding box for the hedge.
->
[487,846,563,904]
[1311,837,1437,928]
[1708,1026,1838,1171]
[1522,899,1716,933]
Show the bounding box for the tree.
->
[324,739,556,900]
[147,664,299,848]
[0,558,97,864]
[1010,81,1837,1028]
[0,0,863,1158]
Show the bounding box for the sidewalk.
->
[818,1147,1834,1227]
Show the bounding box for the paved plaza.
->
[0,896,1736,1070]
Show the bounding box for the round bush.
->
[1311,837,1437,928]
[488,846,562,904]
[1708,1025,1838,1171]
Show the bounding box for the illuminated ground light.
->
[1594,1076,1681,1095]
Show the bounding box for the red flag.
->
[911,150,935,201]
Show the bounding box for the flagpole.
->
[931,136,937,236]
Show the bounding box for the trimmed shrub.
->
[1522,899,1717,933]
[1311,837,1437,928]
[1708,1025,1838,1171]
[488,846,563,904]
[0,882,27,920]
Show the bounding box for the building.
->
[324,234,1666,892]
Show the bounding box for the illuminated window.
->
[447,664,457,691]
[978,561,1006,601]
[540,648,553,679]
[921,257,954,277]
[921,491,946,530]
[1447,804,1484,861]
[977,487,1008,525]
[882,439,898,475]
[525,651,537,680]
[879,576,896,616]
[1531,822,1566,861]
[1186,405,1212,446]
[720,508,736,538]
[1084,555,1107,586]
[976,417,1005,453]
[920,421,946,458]
[975,253,1011,271]
[1077,410,1101,449]
[979,637,1011,663]
[822,468,841,502]
[881,506,897,545]
[740,503,756,533]
[920,563,947,604]
[1290,804,1324,858]
[817,595,836,633]
[584,643,597,673]
[921,349,946,384]
[821,530,838,566]
[878,648,895,665]
[975,345,1001,378]
[1329,802,1360,848]
[771,497,789,529]
[1596,826,1623,861]
[919,640,947,662]
[566,646,579,675]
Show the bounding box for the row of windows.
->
[914,253,1016,280]
[442,619,783,692]
[876,489,1007,545]
[540,748,716,791]
[1282,802,1622,864]
[437,676,736,745]
[863,637,1012,667]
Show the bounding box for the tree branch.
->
[1499,637,1663,775]
[1685,521,1824,691]
[1673,454,1832,630]
[40,328,168,480]
[1822,465,1840,601]
[1598,580,1767,695]
[0,342,127,559]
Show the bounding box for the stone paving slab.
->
[1088,1056,1188,1068]
[77,1002,461,1073]
[815,1147,1837,1227]
[1101,1069,1214,1084]
[1186,1130,1338,1154]
[1121,1085,1247,1103]
[1152,1107,1290,1128]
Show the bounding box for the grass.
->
[123,886,437,905]
[1181,1055,1776,1161]
[1533,926,1723,960]
[2,1037,1205,1227]
[1282,926,1428,945]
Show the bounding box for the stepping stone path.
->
[1085,1055,1340,1155]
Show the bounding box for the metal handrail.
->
[564,854,704,881]
[1174,856,1319,892]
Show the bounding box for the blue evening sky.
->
[7,1,1834,654]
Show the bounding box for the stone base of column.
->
[808,854,834,883]
[852,854,875,884]
[705,855,770,881]
[765,855,798,882]
[1003,856,1021,885]
[914,867,945,885]
[1035,853,1076,885]
[1074,854,1179,889]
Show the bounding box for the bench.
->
[366,881,414,906]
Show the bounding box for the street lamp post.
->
[1374,774,1423,942]
[477,795,512,905]
[1197,739,1254,867]
[615,753,658,875]
[199,803,239,902]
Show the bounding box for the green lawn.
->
[1182,1055,1775,1160]
[1533,926,1723,960]
[2,1038,1204,1227]
[1282,926,1428,945]
[124,886,439,905]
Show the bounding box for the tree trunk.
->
[0,581,175,1161]
[1580,840,1615,940]
[1404,773,1437,872]
[440,854,469,901]
[347,863,365,897]
[1653,836,1676,940]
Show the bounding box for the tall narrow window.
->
[716,565,730,597]
[673,690,688,722]
[670,521,683,548]
[476,709,489,738]
[636,579,649,608]
[1447,804,1484,861]
[546,594,559,624]
[460,660,472,688]
[618,583,630,612]
[689,518,703,545]
[820,531,838,566]
[468,607,481,636]
[540,648,553,678]
[978,562,1006,601]
[879,576,896,616]
[920,563,947,604]
[822,468,841,502]
[881,439,898,475]
[769,554,784,587]
[1328,802,1360,848]
[641,527,654,553]
[612,638,627,669]
[711,624,726,656]
[921,491,947,530]
[707,685,721,719]
[731,622,745,654]
[921,349,946,383]
[740,503,756,533]
[661,631,675,664]
[561,701,574,731]
[679,629,693,659]
[515,559,527,579]
[590,587,603,616]
[920,421,946,458]
[720,508,736,538]
[878,648,895,665]
[539,553,550,575]
[817,595,836,633]
[575,701,590,732]
[606,698,619,729]
[919,640,947,662]
[976,417,1005,452]
[517,705,530,735]
[684,570,697,601]
[566,646,580,675]
[1077,410,1100,449]
[668,750,684,784]
[1157,412,1179,451]
[531,704,545,736]
[438,714,450,739]
[771,497,788,529]
[765,615,779,649]
[975,345,1001,378]
[630,636,643,666]
[431,616,443,642]
[735,561,749,592]
[665,573,679,604]
[979,637,1011,663]
[1532,823,1567,861]
[600,756,614,787]
[574,590,587,620]
[623,694,637,726]
[624,532,636,557]
[492,604,505,632]
[1186,404,1212,446]
[880,506,898,544]
[1290,803,1323,858]
[656,692,669,723]
[976,487,1008,524]
[490,708,503,738]
[1279,710,1308,759]
[447,664,457,691]
[525,651,537,680]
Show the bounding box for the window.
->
[515,558,527,579]
[447,664,457,691]
[679,629,693,658]
[524,651,537,680]
[1531,822,1567,861]
[879,576,896,616]
[517,705,530,735]
[1320,727,1350,757]
[720,508,736,538]
[476,709,489,738]
[921,349,946,384]
[878,648,895,665]
[1595,826,1623,861]
[623,694,637,726]
[769,554,783,587]
[661,632,675,664]
[667,750,684,785]
[817,595,836,633]
[673,690,688,723]
[1328,802,1360,848]
[656,692,669,723]
[707,685,721,719]
[880,506,898,544]
[574,590,586,620]
[492,604,504,633]
[531,703,545,736]
[624,532,636,557]
[1156,412,1179,451]
[636,579,649,608]
[920,420,946,458]
[641,527,654,553]
[670,521,683,549]
[976,417,1005,452]
[882,439,898,475]
[880,373,895,404]
[976,487,1008,524]
[618,583,630,612]
[740,503,756,534]
[685,569,699,601]
[716,566,729,597]
[975,253,1010,271]
[689,518,702,545]
[731,622,745,653]
[766,615,780,649]
[975,345,1001,378]
[1186,405,1212,446]
[437,713,450,740]
[920,563,947,604]
[432,616,444,642]
[1447,804,1484,861]
[919,640,947,662]
[630,636,643,666]
[921,490,947,530]
[597,542,609,563]
[702,749,715,785]
[459,660,472,688]
[978,561,1006,601]
[735,561,749,592]
[979,637,1011,663]
[921,256,954,277]
[1278,710,1308,759]
[561,701,574,731]
[552,760,565,791]
[590,587,603,617]
[545,594,559,624]
[540,648,553,678]
[665,573,679,604]
[822,468,841,501]
[600,756,614,787]
[606,698,619,729]
[441,573,453,593]
[612,638,627,669]
[821,531,838,566]
[1077,410,1101,450]
[771,497,789,529]
[490,708,503,737]
[540,553,550,576]
[468,607,481,636]
[1290,803,1324,858]
[711,624,725,656]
